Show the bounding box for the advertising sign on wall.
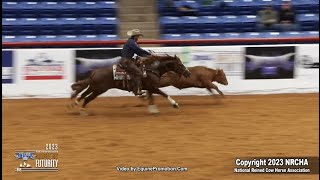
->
[2,44,318,98]
[15,50,69,81]
[245,46,296,79]
[2,50,14,84]
[296,44,319,68]
[75,49,121,81]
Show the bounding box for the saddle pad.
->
[113,64,131,80]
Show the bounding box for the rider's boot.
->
[133,77,144,96]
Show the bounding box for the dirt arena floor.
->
[2,93,319,180]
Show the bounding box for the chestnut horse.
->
[69,54,191,115]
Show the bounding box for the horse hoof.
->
[66,105,79,115]
[133,104,144,107]
[67,104,72,109]
[138,95,147,100]
[80,109,89,116]
[148,105,160,114]
[172,103,179,108]
[67,103,75,110]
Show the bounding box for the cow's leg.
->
[205,83,224,97]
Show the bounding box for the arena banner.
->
[74,48,121,81]
[2,50,14,84]
[15,50,70,81]
[296,44,319,69]
[3,49,75,97]
[189,46,243,76]
[2,44,319,98]
[244,46,296,79]
[146,46,243,76]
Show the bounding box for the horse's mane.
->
[140,54,178,65]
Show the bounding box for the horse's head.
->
[214,68,228,85]
[159,54,191,78]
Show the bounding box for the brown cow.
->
[160,66,228,97]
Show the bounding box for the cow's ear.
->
[215,69,219,75]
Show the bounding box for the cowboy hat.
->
[127,29,144,37]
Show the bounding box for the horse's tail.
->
[71,78,90,91]
[71,70,98,91]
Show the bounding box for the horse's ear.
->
[174,54,177,59]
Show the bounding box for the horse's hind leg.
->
[77,87,93,104]
[80,90,104,116]
[68,88,84,111]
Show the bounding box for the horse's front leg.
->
[152,88,179,108]
[147,91,159,114]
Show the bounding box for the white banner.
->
[2,44,319,98]
[3,49,74,97]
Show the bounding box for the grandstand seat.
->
[228,0,257,15]
[301,31,319,37]
[174,0,200,16]
[98,34,118,41]
[57,35,79,41]
[160,16,182,34]
[240,15,258,32]
[202,33,225,39]
[280,31,304,38]
[260,32,282,38]
[161,34,184,40]
[198,5,220,16]
[37,35,58,42]
[241,32,264,39]
[255,0,283,11]
[15,35,39,42]
[297,14,319,31]
[183,33,203,39]
[216,1,238,16]
[223,32,242,39]
[292,0,319,14]
[181,16,203,33]
[221,15,243,32]
[2,35,18,42]
[200,16,222,33]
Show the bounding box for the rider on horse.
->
[120,29,153,95]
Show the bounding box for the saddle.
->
[113,64,132,81]
[113,64,147,81]
[113,63,147,91]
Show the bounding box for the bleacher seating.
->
[158,0,319,40]
[2,0,118,42]
[2,0,319,42]
[161,31,319,40]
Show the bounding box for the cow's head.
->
[215,69,228,85]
